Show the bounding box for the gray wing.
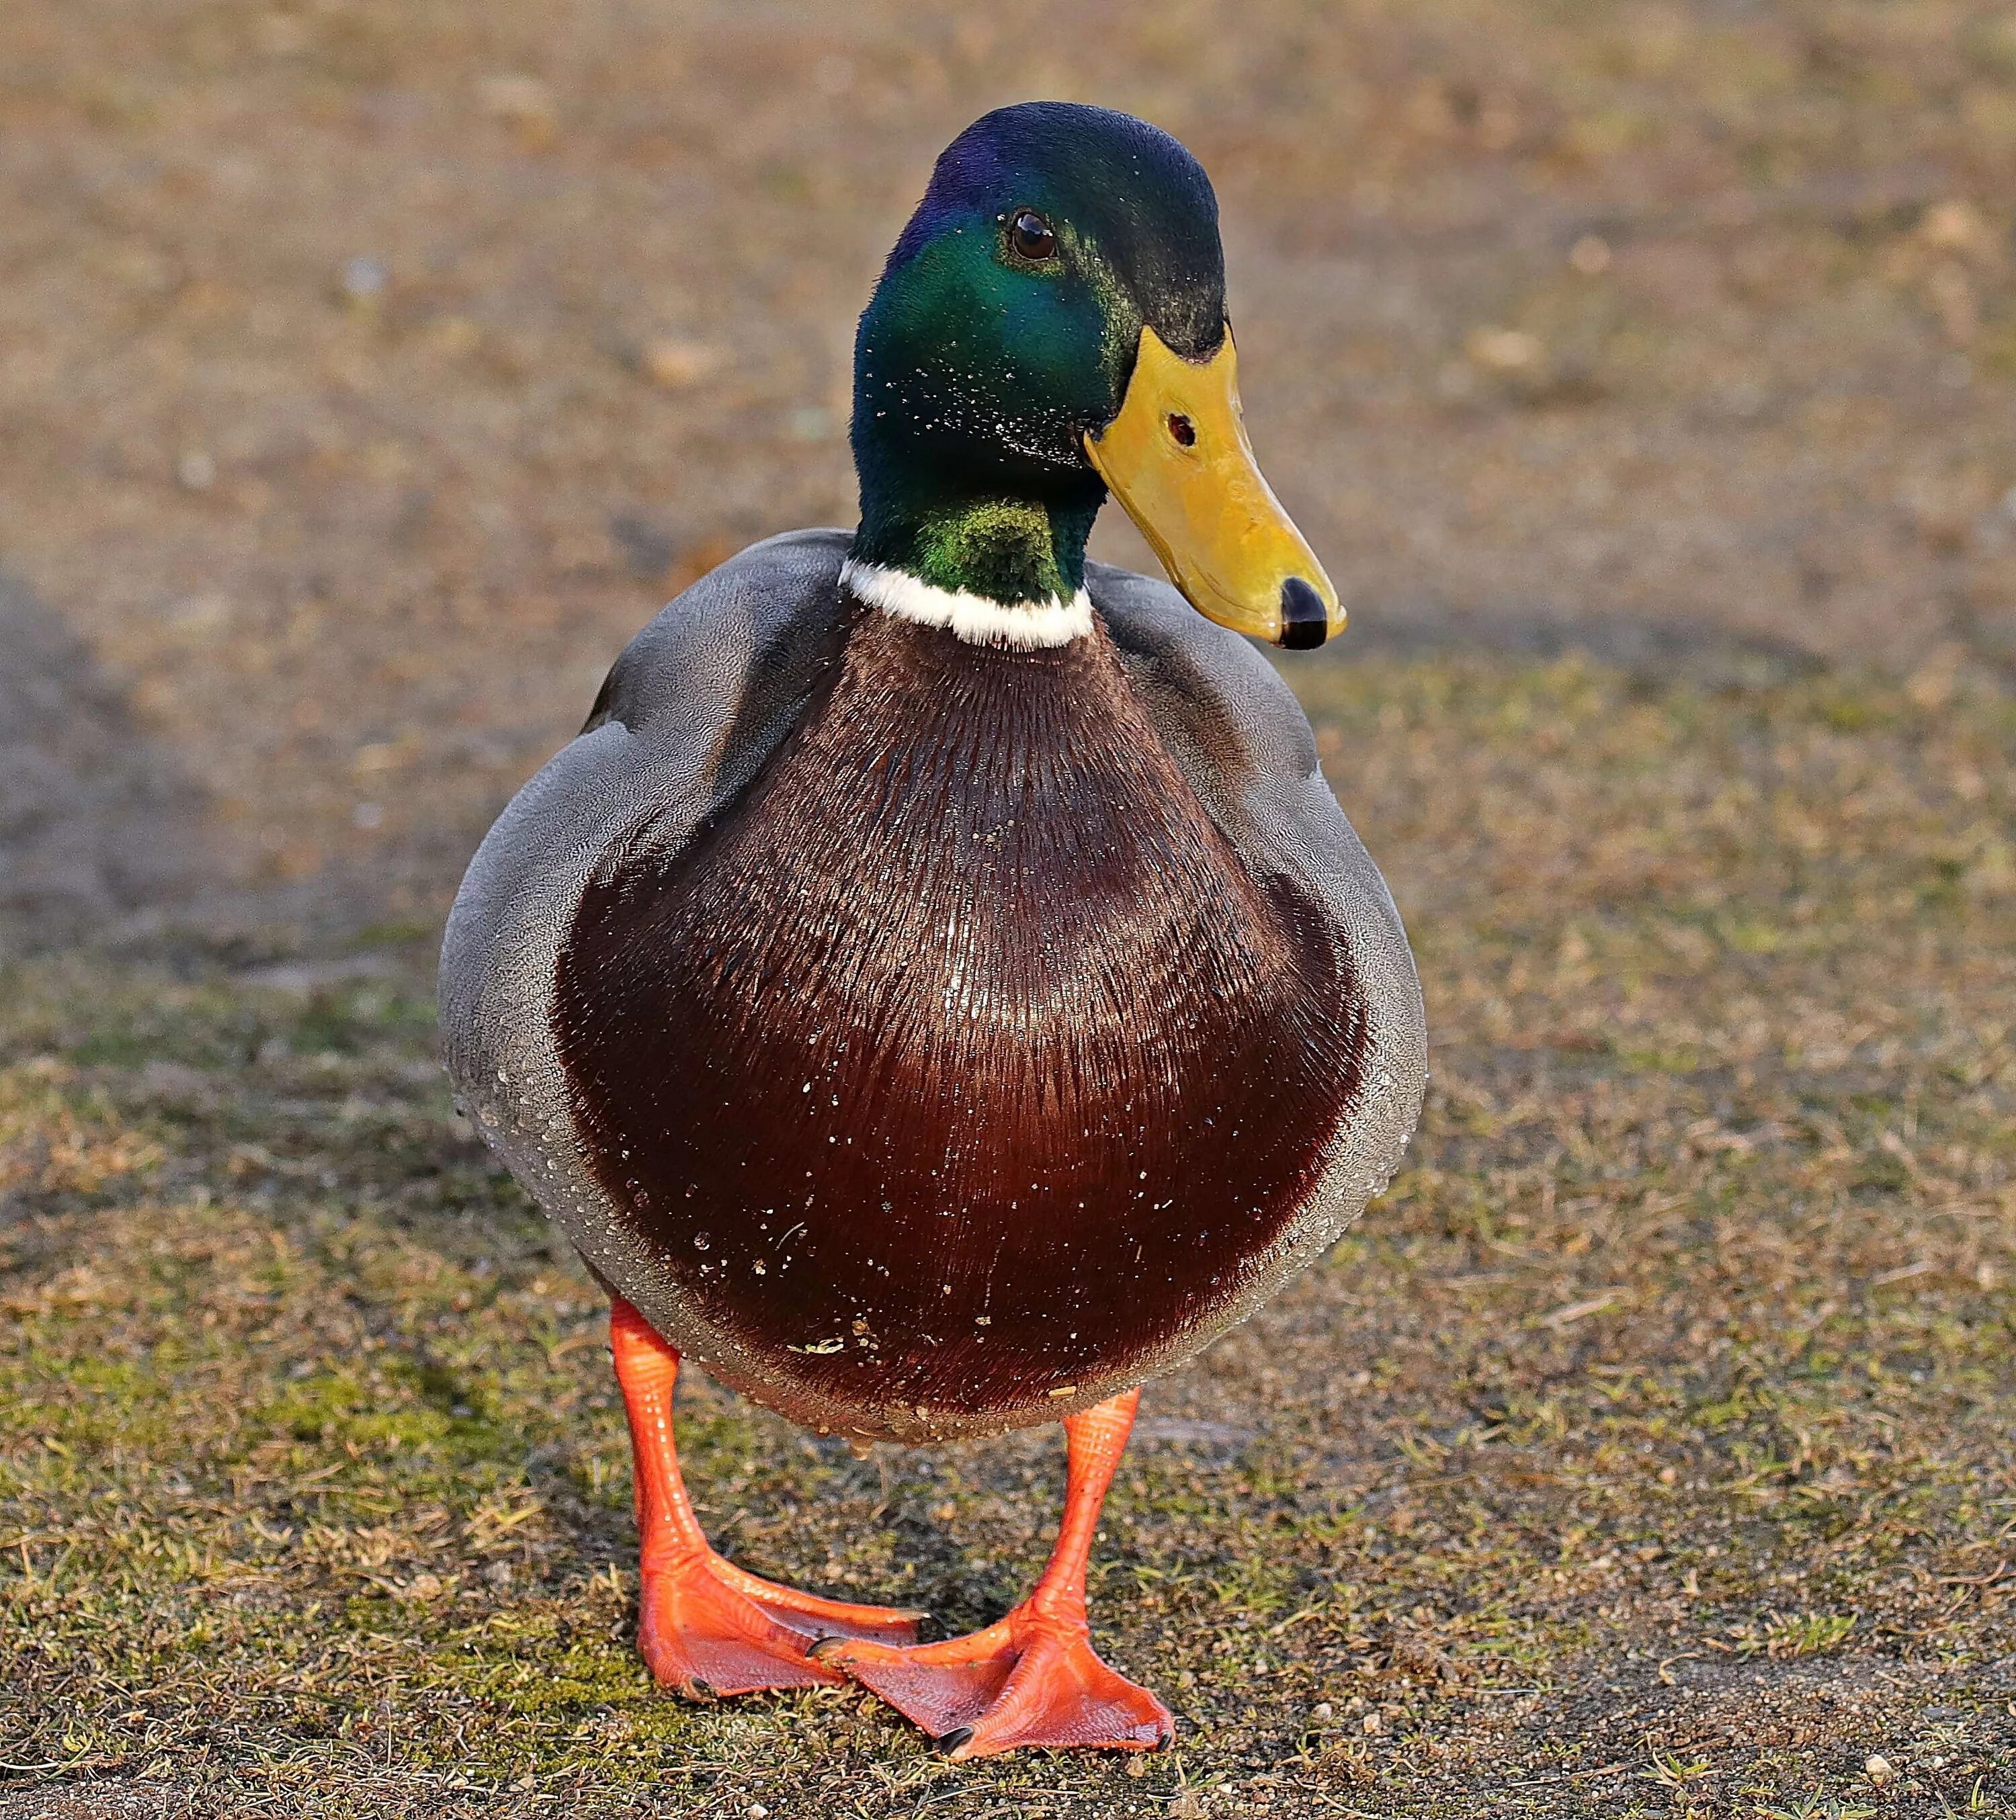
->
[1089,559,1429,1266]
[437,529,850,1248]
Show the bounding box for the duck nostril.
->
[1166,413,1196,447]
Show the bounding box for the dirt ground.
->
[2,3,2013,1816]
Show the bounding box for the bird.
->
[439,100,1427,1760]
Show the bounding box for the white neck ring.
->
[840,558,1092,650]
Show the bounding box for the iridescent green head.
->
[850,103,1222,604]
[849,103,1340,645]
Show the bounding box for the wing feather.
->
[438,529,851,1219]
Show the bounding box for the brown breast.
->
[552,605,1368,1428]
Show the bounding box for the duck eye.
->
[1009,209,1057,261]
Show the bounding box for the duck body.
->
[441,103,1428,1751]
[442,530,1425,1444]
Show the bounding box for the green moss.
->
[5,652,2014,1813]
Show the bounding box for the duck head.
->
[849,102,1341,648]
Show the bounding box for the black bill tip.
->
[1278,576,1329,650]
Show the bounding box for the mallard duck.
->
[440,101,1426,1759]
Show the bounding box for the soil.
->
[4,0,2014,956]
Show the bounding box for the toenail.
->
[935,1725,975,1756]
[806,1635,848,1660]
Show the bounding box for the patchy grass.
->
[7,0,2016,1810]
[3,656,2013,1817]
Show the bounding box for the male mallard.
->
[441,102,1426,1758]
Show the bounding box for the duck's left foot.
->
[817,1606,1172,1758]
[824,1386,1172,1757]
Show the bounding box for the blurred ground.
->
[4,0,2015,948]
[1,3,2014,1816]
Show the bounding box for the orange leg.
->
[610,1297,926,1698]
[816,1389,1173,1758]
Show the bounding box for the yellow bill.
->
[1086,326,1342,648]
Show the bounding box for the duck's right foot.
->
[610,1296,925,1699]
[638,1545,927,1698]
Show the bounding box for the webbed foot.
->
[639,1549,925,1698]
[818,1606,1171,1757]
